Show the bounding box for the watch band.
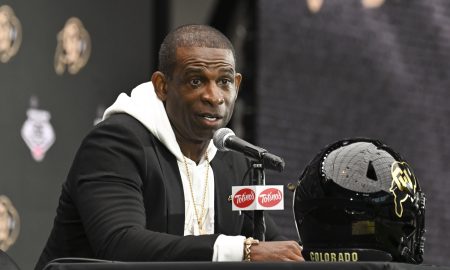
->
[244,237,260,262]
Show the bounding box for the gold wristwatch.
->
[244,237,260,262]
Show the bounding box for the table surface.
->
[43,260,450,270]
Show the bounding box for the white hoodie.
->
[103,81,245,261]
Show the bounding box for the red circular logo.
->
[233,188,256,208]
[258,188,282,207]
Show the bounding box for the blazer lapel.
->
[153,139,185,236]
[212,152,244,235]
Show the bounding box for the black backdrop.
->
[256,0,450,266]
[2,0,450,268]
[0,1,153,269]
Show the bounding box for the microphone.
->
[213,128,285,172]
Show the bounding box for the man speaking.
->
[35,24,303,270]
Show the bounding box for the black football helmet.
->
[293,138,425,263]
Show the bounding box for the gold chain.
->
[182,153,209,234]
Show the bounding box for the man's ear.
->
[152,71,167,101]
[234,73,243,98]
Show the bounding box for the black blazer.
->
[35,114,283,270]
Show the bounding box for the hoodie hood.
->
[102,81,217,161]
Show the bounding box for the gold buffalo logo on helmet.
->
[306,0,385,13]
[390,161,417,218]
[54,17,91,75]
[0,195,20,251]
[0,5,22,63]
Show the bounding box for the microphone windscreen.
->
[213,128,234,151]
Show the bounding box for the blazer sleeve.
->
[66,118,219,261]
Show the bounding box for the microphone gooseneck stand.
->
[251,162,266,241]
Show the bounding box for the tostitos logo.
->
[258,188,283,207]
[233,188,255,208]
